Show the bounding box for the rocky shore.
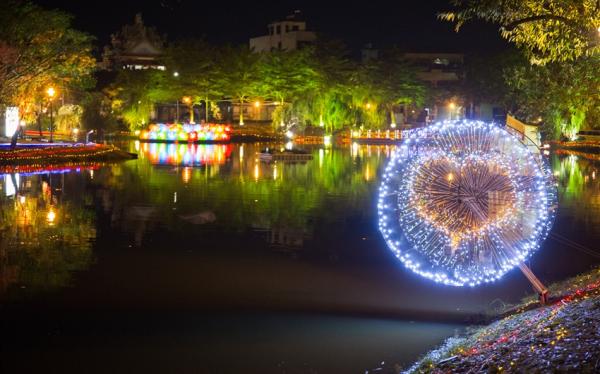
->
[405,268,600,373]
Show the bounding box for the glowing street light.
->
[448,101,457,120]
[366,102,372,109]
[182,96,193,123]
[47,87,56,142]
[173,71,179,77]
[254,101,261,108]
[47,207,56,225]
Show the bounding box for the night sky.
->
[36,0,509,54]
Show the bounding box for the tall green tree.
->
[164,39,223,122]
[215,45,260,125]
[256,49,319,127]
[440,0,600,64]
[503,56,600,139]
[0,1,95,109]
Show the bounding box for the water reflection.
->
[552,152,600,228]
[139,142,233,166]
[117,143,389,255]
[0,168,97,298]
[2,145,600,373]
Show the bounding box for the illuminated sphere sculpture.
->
[378,121,556,286]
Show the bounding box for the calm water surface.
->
[1,143,599,373]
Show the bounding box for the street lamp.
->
[47,207,56,225]
[182,96,193,123]
[448,102,456,120]
[173,72,180,122]
[47,87,56,142]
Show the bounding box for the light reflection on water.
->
[1,144,600,372]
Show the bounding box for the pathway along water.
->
[1,143,599,372]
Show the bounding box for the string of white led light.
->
[378,120,557,286]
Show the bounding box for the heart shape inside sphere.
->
[378,121,557,286]
[408,155,517,249]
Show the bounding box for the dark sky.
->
[36,0,509,54]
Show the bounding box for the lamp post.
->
[47,87,56,142]
[173,72,180,123]
[448,102,456,121]
[182,96,193,123]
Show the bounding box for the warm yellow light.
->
[182,96,191,104]
[47,87,56,98]
[447,173,454,182]
[47,208,56,224]
[448,102,456,110]
[254,101,261,108]
[366,102,372,109]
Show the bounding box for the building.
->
[100,14,166,71]
[249,11,316,52]
[403,53,464,87]
[360,43,379,63]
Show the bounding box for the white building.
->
[249,11,316,52]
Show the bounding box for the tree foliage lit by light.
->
[440,0,600,64]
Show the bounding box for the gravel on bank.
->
[405,268,600,373]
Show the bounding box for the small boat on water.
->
[258,148,313,162]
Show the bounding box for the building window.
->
[269,26,273,35]
[285,25,289,33]
[278,41,282,50]
[292,25,299,31]
[276,25,281,34]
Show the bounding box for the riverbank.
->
[550,140,600,153]
[405,267,600,373]
[0,143,136,168]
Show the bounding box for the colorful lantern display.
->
[139,123,232,143]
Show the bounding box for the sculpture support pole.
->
[519,262,548,304]
[462,196,549,305]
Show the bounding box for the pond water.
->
[1,142,599,373]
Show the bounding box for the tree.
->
[0,1,95,108]
[373,50,426,127]
[164,39,223,122]
[300,39,356,133]
[55,104,83,132]
[108,70,160,130]
[503,56,599,139]
[255,49,319,127]
[439,0,600,64]
[215,45,260,125]
[81,92,119,131]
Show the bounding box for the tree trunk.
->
[205,96,209,123]
[239,97,244,125]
